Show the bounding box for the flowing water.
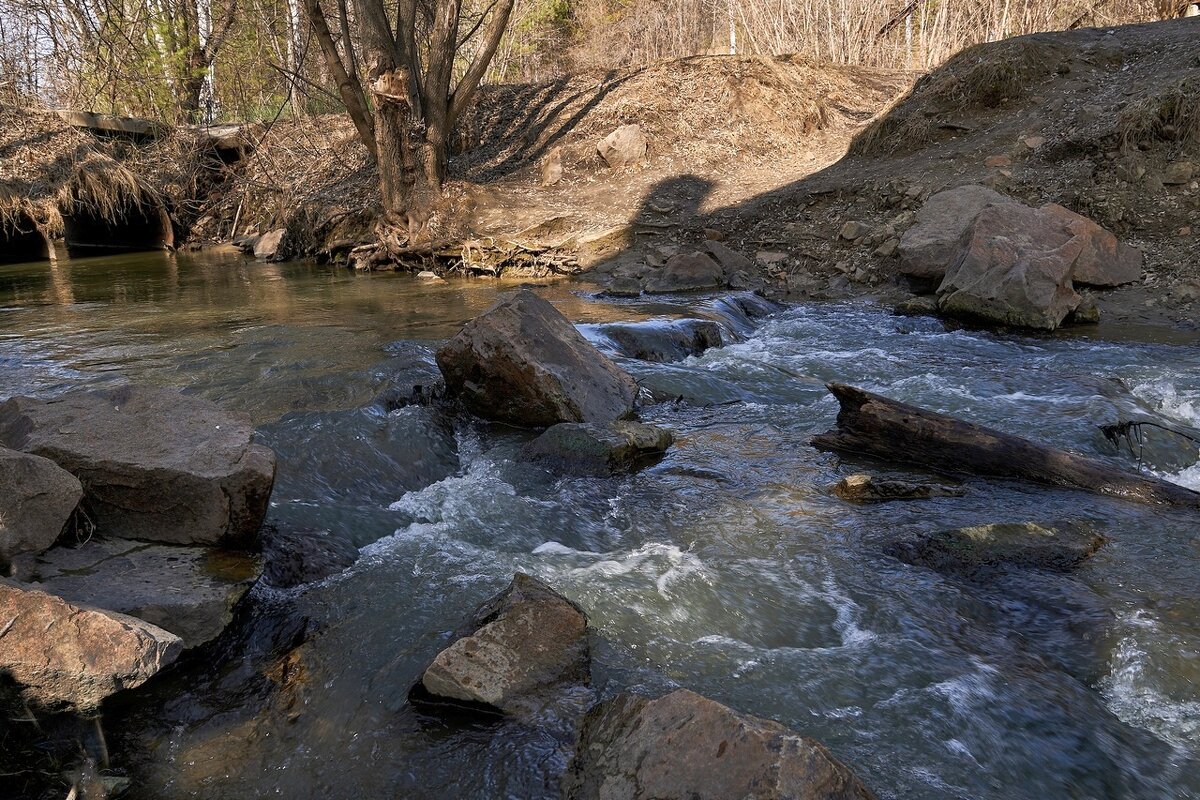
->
[2,250,1200,799]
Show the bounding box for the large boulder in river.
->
[419,573,590,716]
[11,537,260,648]
[0,446,83,567]
[0,385,276,548]
[564,689,876,800]
[526,420,673,475]
[0,579,181,712]
[899,185,1017,289]
[937,202,1083,330]
[1039,203,1142,287]
[436,290,639,427]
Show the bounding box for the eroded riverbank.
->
[2,251,1200,799]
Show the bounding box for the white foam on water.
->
[1099,610,1200,751]
[1130,379,1200,426]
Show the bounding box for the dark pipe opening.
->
[63,197,174,256]
[0,213,52,264]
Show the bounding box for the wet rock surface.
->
[0,446,83,567]
[261,526,359,588]
[436,290,639,427]
[891,521,1106,577]
[526,420,674,475]
[0,579,182,712]
[419,573,590,716]
[11,537,260,649]
[564,689,877,800]
[596,318,723,362]
[0,385,276,548]
[833,473,965,503]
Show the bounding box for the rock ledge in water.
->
[0,579,182,712]
[419,573,589,716]
[0,385,276,548]
[564,689,876,800]
[436,290,639,427]
[891,521,1105,576]
[526,421,673,475]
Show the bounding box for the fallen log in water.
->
[811,383,1200,508]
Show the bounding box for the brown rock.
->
[833,473,964,503]
[435,290,638,427]
[0,447,82,566]
[1163,161,1195,185]
[937,202,1083,330]
[564,689,876,800]
[839,221,872,241]
[701,240,753,274]
[898,185,1018,287]
[420,573,589,715]
[541,147,564,186]
[1039,203,1141,287]
[644,252,724,293]
[0,386,276,548]
[597,125,648,168]
[0,579,182,712]
[985,154,1013,168]
[252,229,288,261]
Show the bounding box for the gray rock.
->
[644,252,724,293]
[0,385,276,548]
[1039,203,1142,287]
[0,579,181,712]
[261,527,359,588]
[420,573,589,716]
[526,421,673,475]
[12,537,260,648]
[598,319,723,362]
[833,473,965,503]
[436,290,639,427]
[0,446,83,567]
[840,220,872,240]
[937,202,1082,330]
[597,125,648,168]
[892,521,1105,576]
[253,228,288,261]
[899,185,1017,288]
[564,689,876,800]
[1163,161,1194,185]
[702,241,753,274]
[603,276,643,297]
[892,295,940,316]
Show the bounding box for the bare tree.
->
[302,0,515,228]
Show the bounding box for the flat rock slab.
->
[564,689,876,800]
[420,573,589,716]
[891,522,1105,576]
[0,446,83,565]
[436,290,639,427]
[0,385,276,547]
[526,421,673,475]
[833,473,965,503]
[0,579,181,713]
[12,537,260,649]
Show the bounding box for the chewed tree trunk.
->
[369,68,446,233]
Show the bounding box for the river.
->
[2,249,1199,799]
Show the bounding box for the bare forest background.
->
[0,0,1191,125]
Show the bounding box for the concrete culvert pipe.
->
[62,195,174,256]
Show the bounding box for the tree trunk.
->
[812,383,1200,508]
[370,68,444,226]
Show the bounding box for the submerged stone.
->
[833,473,965,503]
[598,318,723,363]
[564,689,876,800]
[526,420,673,475]
[261,526,359,588]
[892,521,1105,576]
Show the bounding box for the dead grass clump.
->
[57,152,158,221]
[1118,75,1200,149]
[850,37,1065,156]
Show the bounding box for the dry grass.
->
[849,37,1066,156]
[1118,75,1200,149]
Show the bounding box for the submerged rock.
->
[564,689,876,800]
[833,473,965,503]
[0,385,277,548]
[436,290,639,427]
[0,446,83,568]
[892,295,940,317]
[892,521,1105,576]
[937,202,1083,330]
[0,579,181,712]
[419,573,589,716]
[261,526,359,588]
[526,421,673,475]
[12,537,260,648]
[598,319,723,362]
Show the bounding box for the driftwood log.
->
[812,383,1200,508]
